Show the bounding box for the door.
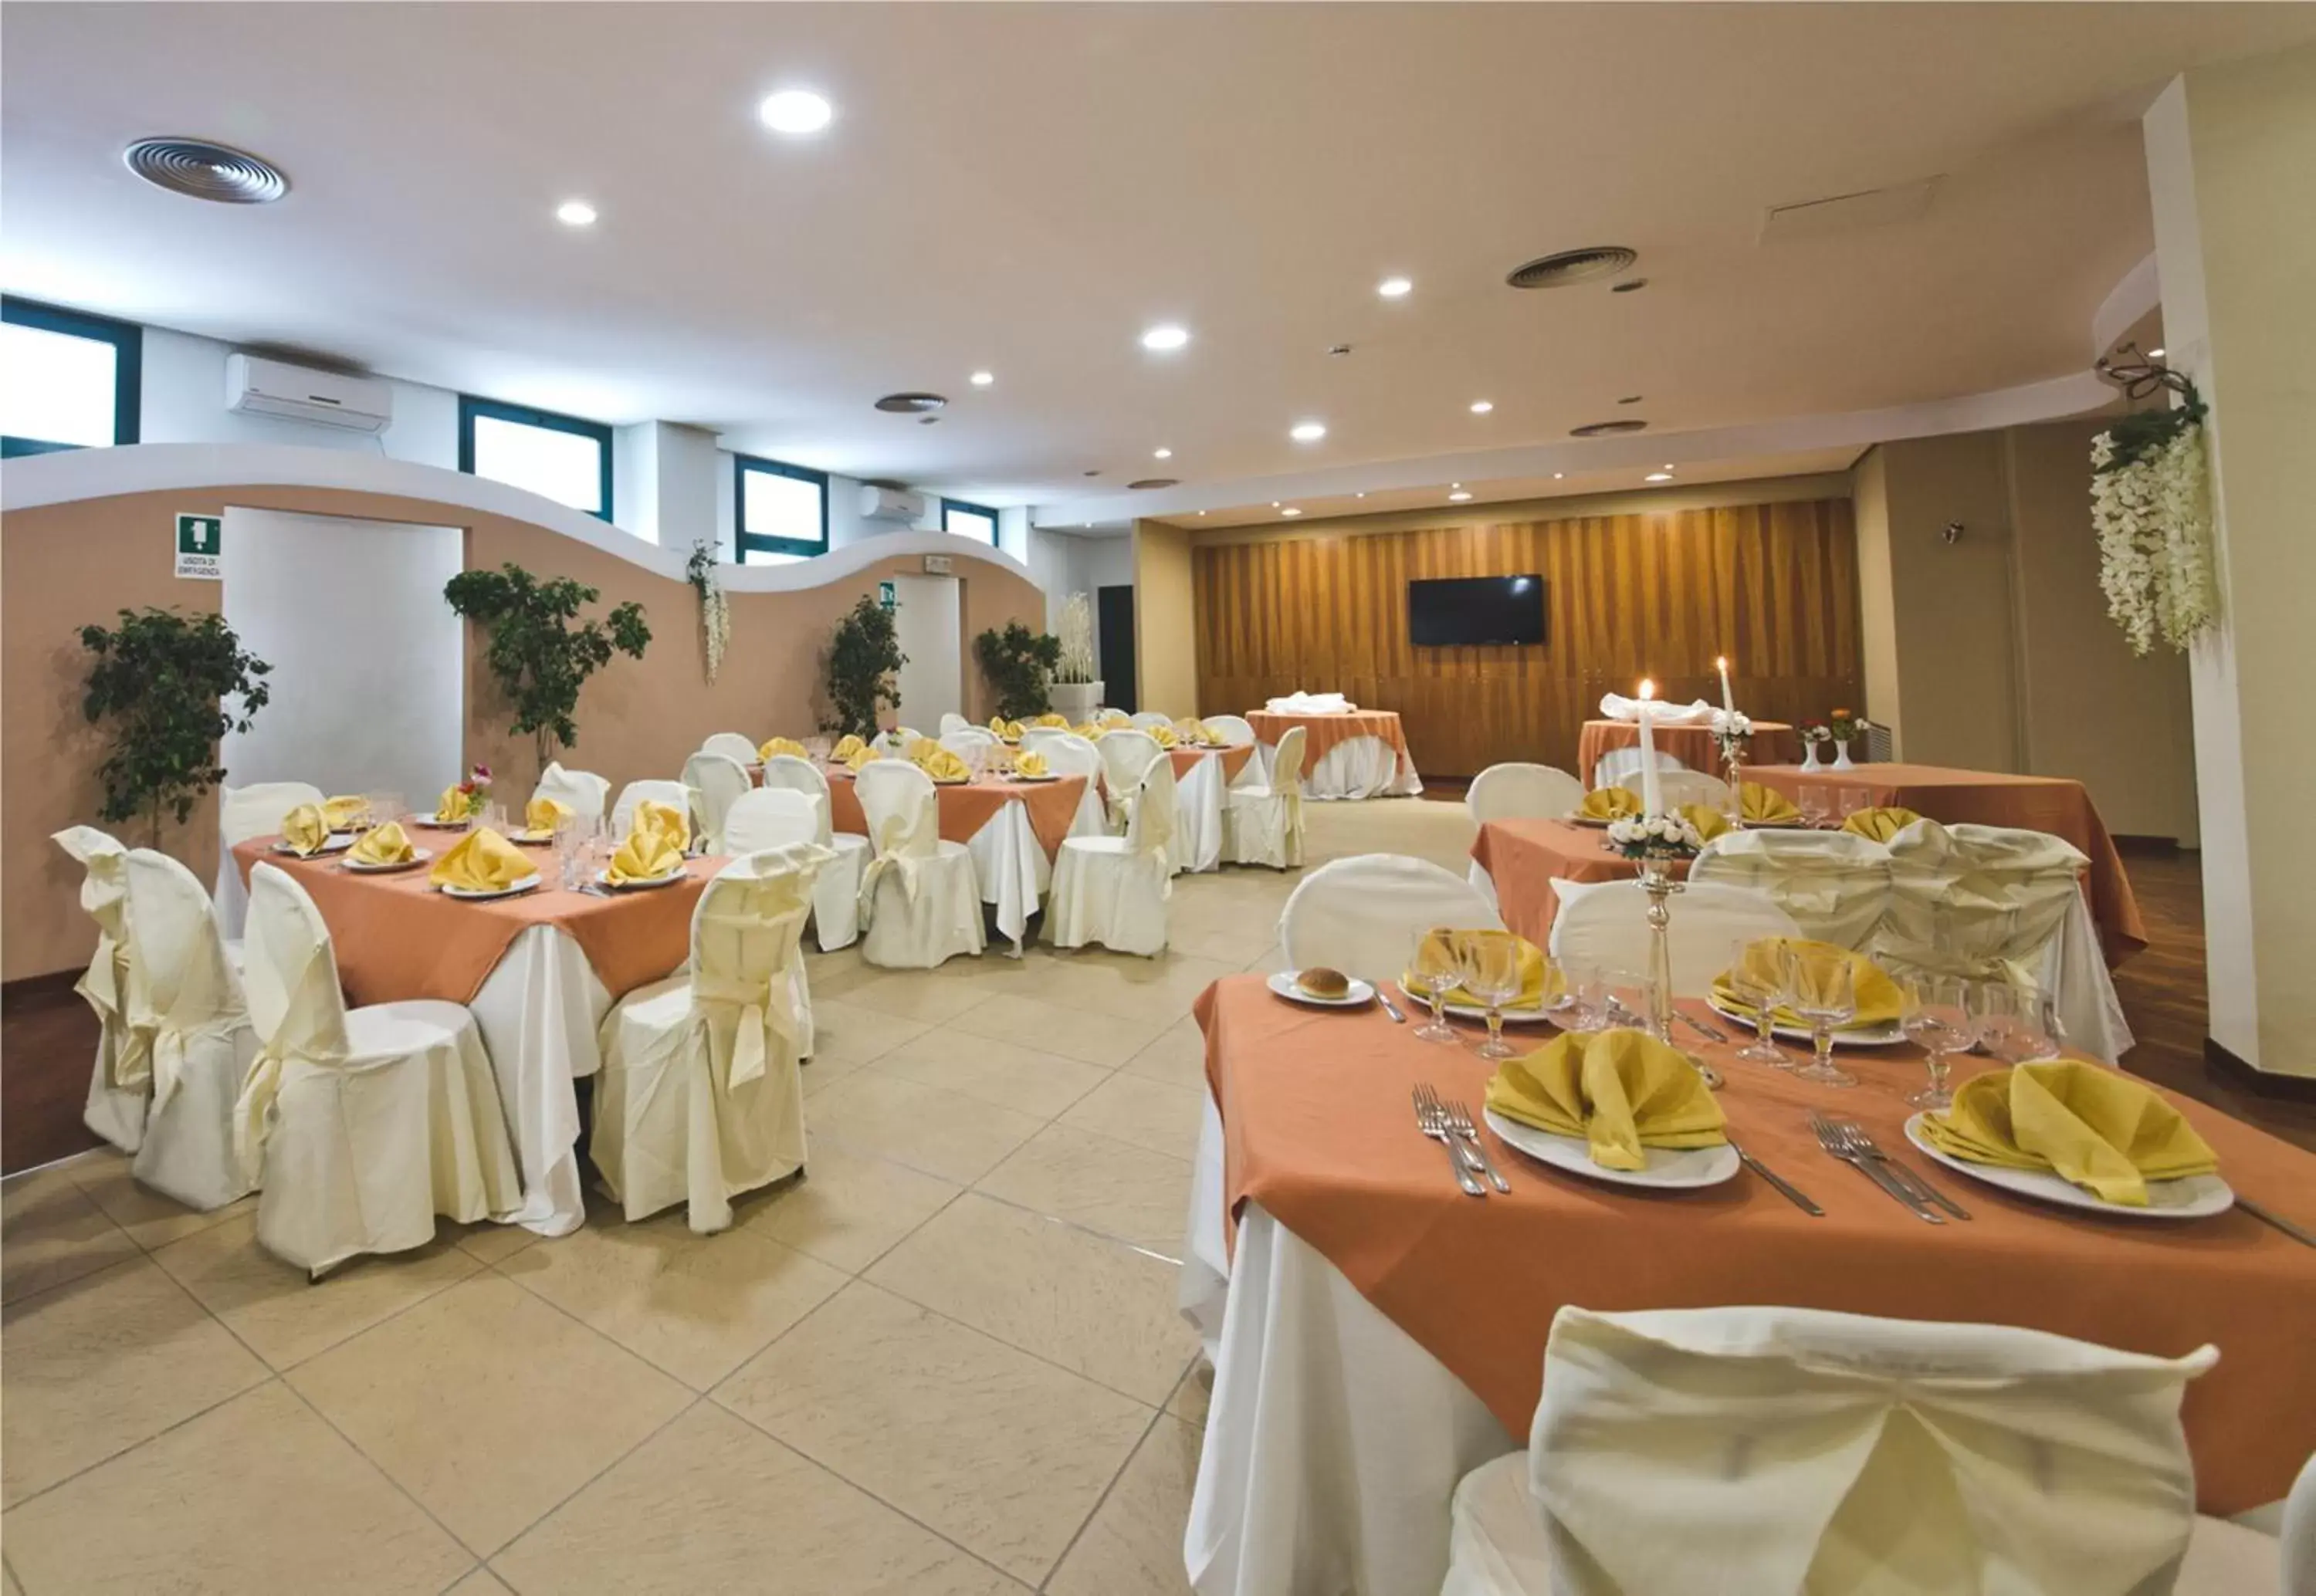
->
[1098,583,1136,714]
[888,573,962,729]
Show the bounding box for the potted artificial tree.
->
[443,563,651,783]
[821,593,907,738]
[973,621,1061,721]
[79,607,273,847]
[1048,592,1103,723]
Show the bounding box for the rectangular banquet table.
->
[1749,763,2147,963]
[1160,743,1258,872]
[1179,975,2316,1594]
[1244,709,1422,800]
[1576,717,1799,786]
[824,769,1089,947]
[1468,817,1674,948]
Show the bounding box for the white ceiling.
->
[4,4,2307,518]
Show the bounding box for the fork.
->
[1822,1116,1969,1219]
[1427,1089,1511,1193]
[1810,1111,1942,1222]
[1413,1087,1486,1197]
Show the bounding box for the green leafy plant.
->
[973,621,1062,720]
[443,563,650,772]
[79,608,272,846]
[821,593,906,738]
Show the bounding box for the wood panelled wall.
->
[1193,498,1861,778]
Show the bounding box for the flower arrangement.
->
[1711,709,1752,761]
[1799,720,1830,748]
[1826,708,1859,745]
[1055,592,1097,685]
[2090,380,2216,656]
[1607,811,1705,860]
[454,762,493,817]
[686,542,730,684]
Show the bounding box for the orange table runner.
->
[1246,710,1410,770]
[1169,742,1258,785]
[1194,973,2316,1514]
[1471,818,1685,948]
[823,772,1088,861]
[1576,718,1799,786]
[1749,764,2146,964]
[233,837,709,1008]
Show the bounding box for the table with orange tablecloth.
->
[824,769,1089,945]
[1468,817,1678,949]
[1244,710,1422,800]
[1178,974,2316,1595]
[1576,717,1799,787]
[1748,763,2146,964]
[1161,743,1258,872]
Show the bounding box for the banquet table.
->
[1467,817,1675,945]
[233,836,714,1236]
[1163,743,1259,872]
[1244,709,1421,800]
[1748,763,2146,964]
[1576,716,1799,787]
[1179,974,2316,1596]
[824,769,1088,948]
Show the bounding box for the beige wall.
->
[1850,448,1902,734]
[1132,518,1197,716]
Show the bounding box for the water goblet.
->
[1901,973,1973,1107]
[1542,959,1601,1032]
[1725,936,1793,1067]
[1781,942,1857,1087]
[1973,982,2061,1064]
[1403,927,1464,1045]
[1457,930,1525,1061]
[1796,783,1833,828]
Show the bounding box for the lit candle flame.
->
[1637,678,1656,700]
[1715,656,1726,671]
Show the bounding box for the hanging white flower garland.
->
[686,542,730,683]
[2089,381,2217,657]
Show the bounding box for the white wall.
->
[1024,525,1133,656]
[140,325,459,467]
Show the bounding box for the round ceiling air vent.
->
[1569,419,1649,437]
[873,391,946,414]
[1506,246,1637,289]
[1127,478,1178,490]
[123,137,289,204]
[1610,278,1650,294]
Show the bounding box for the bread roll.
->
[1296,966,1351,999]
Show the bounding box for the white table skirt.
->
[1180,1097,1515,1596]
[1293,735,1425,801]
[465,925,618,1238]
[1176,752,1227,873]
[962,797,1056,951]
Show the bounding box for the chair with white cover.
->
[721,790,828,1055]
[236,864,521,1273]
[1096,728,1166,830]
[1047,755,1177,956]
[56,827,147,1153]
[592,844,831,1233]
[854,760,986,967]
[1549,877,1800,995]
[533,762,611,826]
[1440,1304,2275,1596]
[1221,724,1307,868]
[214,779,324,938]
[1129,711,1175,731]
[870,726,921,756]
[940,728,997,757]
[700,732,760,767]
[1278,854,1502,979]
[1691,828,1891,950]
[1020,725,1068,751]
[611,779,691,838]
[1655,769,1732,811]
[1590,745,1685,792]
[1034,732,1111,839]
[1203,713,1257,747]
[938,712,971,735]
[682,751,753,853]
[1467,763,1586,825]
[1100,708,1133,727]
[758,755,866,951]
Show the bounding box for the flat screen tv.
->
[1407,574,1547,647]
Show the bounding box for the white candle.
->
[1716,655,1735,717]
[1636,678,1663,817]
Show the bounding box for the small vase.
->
[1800,745,1822,772]
[1832,744,1855,771]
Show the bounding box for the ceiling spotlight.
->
[1448,491,1474,502]
[1140,323,1190,353]
[1645,472,1674,482]
[1355,492,1366,499]
[1282,507,1302,517]
[758,90,835,135]
[1552,472,1566,480]
[555,199,598,227]
[1469,401,1494,414]
[1451,482,1462,489]
[2148,347,2167,359]
[969,370,994,387]
[1290,421,1327,443]
[1376,276,1413,299]
[1153,447,1173,460]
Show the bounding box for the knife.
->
[1374,986,1406,1023]
[2237,1195,2316,1248]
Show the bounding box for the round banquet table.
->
[822,769,1091,948]
[1576,717,1799,787]
[1244,710,1421,800]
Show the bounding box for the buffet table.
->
[1576,716,1799,786]
[1244,709,1421,800]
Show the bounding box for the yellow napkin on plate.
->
[1012,750,1049,778]
[831,734,866,762]
[919,747,971,783]
[1739,783,1803,825]
[989,716,1023,740]
[1576,786,1642,821]
[1919,1061,2218,1206]
[1485,1029,1727,1172]
[759,736,808,762]
[1408,930,1549,1011]
[1077,722,1105,739]
[1151,725,1179,749]
[429,828,533,892]
[845,744,881,772]
[906,736,944,766]
[281,804,330,857]
[1711,938,1903,1030]
[1177,719,1209,743]
[434,784,475,823]
[632,799,690,852]
[349,821,415,866]
[524,795,572,836]
[1032,713,1069,728]
[606,826,685,886]
[1841,805,1922,841]
[1681,803,1730,842]
[322,795,370,831]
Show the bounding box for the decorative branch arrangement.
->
[1055,592,1098,685]
[686,542,730,684]
[80,607,272,846]
[443,563,651,773]
[2090,350,2217,656]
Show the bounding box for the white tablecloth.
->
[1296,736,1424,801]
[962,796,1058,952]
[1174,751,1230,873]
[465,925,618,1238]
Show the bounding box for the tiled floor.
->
[0,796,1481,1595]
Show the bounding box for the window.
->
[735,454,829,563]
[943,498,999,545]
[458,395,613,519]
[1,297,141,456]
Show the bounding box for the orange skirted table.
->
[1469,818,1684,949]
[1168,742,1258,785]
[823,770,1088,862]
[1576,718,1800,786]
[1244,710,1421,799]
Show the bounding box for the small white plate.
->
[343,848,433,874]
[1562,813,1618,828]
[409,815,474,830]
[1011,773,1062,783]
[508,829,557,845]
[441,874,541,901]
[1484,1108,1740,1189]
[1267,970,1376,1008]
[1903,1113,2235,1221]
[1708,997,1907,1048]
[1394,982,1556,1026]
[596,867,686,891]
[274,833,356,856]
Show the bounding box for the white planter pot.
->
[1048,681,1103,723]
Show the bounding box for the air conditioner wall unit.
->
[225,353,394,434]
[858,484,928,524]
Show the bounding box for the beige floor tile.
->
[801,1047,877,1097]
[1120,1016,1210,1090]
[874,1029,1112,1118]
[716,1281,1147,1584]
[1045,1414,1204,1596]
[1,1165,140,1303]
[865,1195,1196,1406]
[500,1219,846,1391]
[808,997,934,1065]
[1034,953,1239,1027]
[448,1219,540,1266]
[494,1402,1021,1594]
[805,1070,1043,1185]
[1166,1358,1212,1428]
[1057,1073,1207,1164]
[63,1150,256,1252]
[5,1557,22,1595]
[151,1216,482,1370]
[737,1145,960,1273]
[946,993,1162,1067]
[0,1382,471,1596]
[445,1571,513,1594]
[2,1256,269,1505]
[974,1125,1192,1253]
[288,1273,692,1556]
[1241,944,1291,975]
[836,969,993,1025]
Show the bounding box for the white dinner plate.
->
[274,833,356,856]
[343,848,433,874]
[508,828,557,845]
[409,815,474,830]
[1707,997,1907,1048]
[932,776,970,786]
[441,874,541,901]
[1903,1114,2235,1221]
[1483,1108,1741,1189]
[1562,813,1617,828]
[1267,971,1376,1008]
[1394,982,1556,1026]
[596,867,686,891]
[1011,773,1062,783]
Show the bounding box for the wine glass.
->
[368,792,405,827]
[1543,959,1603,1033]
[1598,968,1654,1033]
[1457,931,1525,1060]
[1781,942,1857,1087]
[1403,928,1463,1045]
[1836,787,1868,823]
[481,800,510,837]
[1725,936,1792,1067]
[1901,973,1973,1107]
[1796,783,1833,828]
[1974,982,2061,1064]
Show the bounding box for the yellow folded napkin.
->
[281,803,330,857]
[1576,786,1643,821]
[1920,1061,2218,1206]
[1077,722,1106,740]
[1032,713,1069,728]
[1739,783,1803,824]
[906,736,944,766]
[831,734,866,762]
[845,744,881,773]
[433,783,476,823]
[919,747,971,783]
[606,826,685,886]
[1151,725,1179,749]
[322,795,371,831]
[348,821,415,866]
[428,828,534,892]
[1485,1029,1727,1171]
[524,795,573,836]
[1711,938,1904,1030]
[1011,750,1049,778]
[989,716,1023,740]
[632,799,690,852]
[1841,805,1922,841]
[759,736,808,762]
[1681,803,1730,842]
[1407,930,1550,1011]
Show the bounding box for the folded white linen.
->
[1265,691,1356,715]
[1598,692,1715,725]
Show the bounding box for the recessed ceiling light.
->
[1355,492,1366,499]
[2148,347,2167,358]
[969,370,994,387]
[1645,472,1674,482]
[1552,472,1566,479]
[1282,507,1302,517]
[555,199,598,227]
[1153,447,1173,460]
[1290,421,1327,443]
[758,90,834,135]
[1469,401,1494,414]
[1198,510,1207,516]
[1448,491,1474,502]
[1451,482,1463,489]
[1140,323,1190,353]
[1376,276,1413,299]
